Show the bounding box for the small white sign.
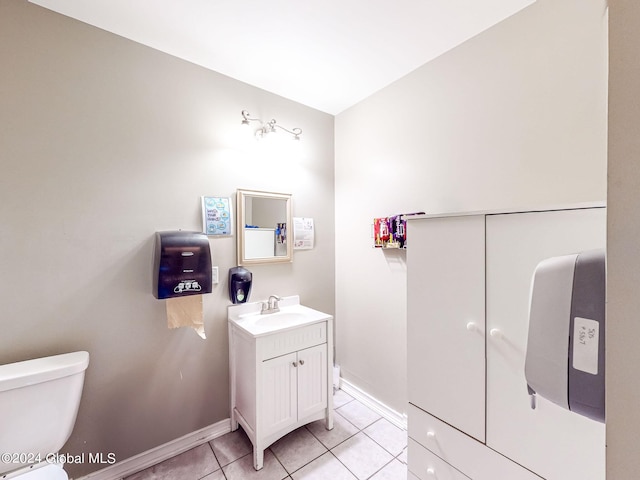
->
[573,317,599,375]
[293,217,315,250]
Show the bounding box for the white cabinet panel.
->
[408,438,471,480]
[485,208,606,480]
[259,322,326,360]
[297,344,328,420]
[261,352,297,437]
[261,344,328,438]
[409,404,542,480]
[407,215,486,441]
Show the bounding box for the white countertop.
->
[228,295,332,337]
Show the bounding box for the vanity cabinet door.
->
[407,215,486,442]
[261,344,328,438]
[297,343,328,420]
[261,352,297,438]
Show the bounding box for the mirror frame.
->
[236,189,293,266]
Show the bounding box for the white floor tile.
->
[124,444,220,480]
[222,448,288,480]
[331,432,393,480]
[336,400,381,430]
[333,389,355,409]
[291,452,357,480]
[369,459,408,480]
[363,418,407,456]
[270,427,328,474]
[209,427,253,467]
[307,411,359,449]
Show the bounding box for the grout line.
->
[304,417,359,453]
[360,417,408,459]
[204,442,227,480]
[326,450,361,480]
[333,408,361,431]
[274,426,331,476]
[267,446,291,480]
[365,456,396,480]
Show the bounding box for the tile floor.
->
[125,389,407,480]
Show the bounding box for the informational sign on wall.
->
[293,217,314,249]
[201,196,233,236]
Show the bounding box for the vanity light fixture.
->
[241,110,302,140]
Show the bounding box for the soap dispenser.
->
[229,267,252,304]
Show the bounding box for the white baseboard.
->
[339,378,407,430]
[72,419,231,480]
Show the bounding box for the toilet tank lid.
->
[0,351,89,393]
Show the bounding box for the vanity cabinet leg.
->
[253,446,264,470]
[325,409,334,430]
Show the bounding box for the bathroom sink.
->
[252,311,308,327]
[228,295,332,337]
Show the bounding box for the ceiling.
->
[29,0,535,115]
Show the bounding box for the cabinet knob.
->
[426,430,436,438]
[466,322,477,332]
[489,328,502,338]
[292,361,298,367]
[426,467,435,476]
[299,360,305,365]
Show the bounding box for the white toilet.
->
[0,351,90,480]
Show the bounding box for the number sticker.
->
[573,317,599,375]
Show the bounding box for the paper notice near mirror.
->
[293,217,314,250]
[166,295,206,339]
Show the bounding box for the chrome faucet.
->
[269,295,281,311]
[261,295,281,314]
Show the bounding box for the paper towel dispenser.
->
[153,231,212,299]
[525,249,605,423]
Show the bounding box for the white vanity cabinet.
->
[261,342,328,438]
[228,297,334,470]
[407,206,606,480]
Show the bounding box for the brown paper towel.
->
[166,295,206,339]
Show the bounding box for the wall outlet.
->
[212,266,219,284]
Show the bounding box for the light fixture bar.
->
[240,110,302,140]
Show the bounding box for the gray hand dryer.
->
[525,249,605,423]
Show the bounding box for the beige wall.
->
[0,1,334,477]
[334,0,608,414]
[607,1,640,477]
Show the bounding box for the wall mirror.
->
[236,189,292,265]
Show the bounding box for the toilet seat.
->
[9,464,68,480]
